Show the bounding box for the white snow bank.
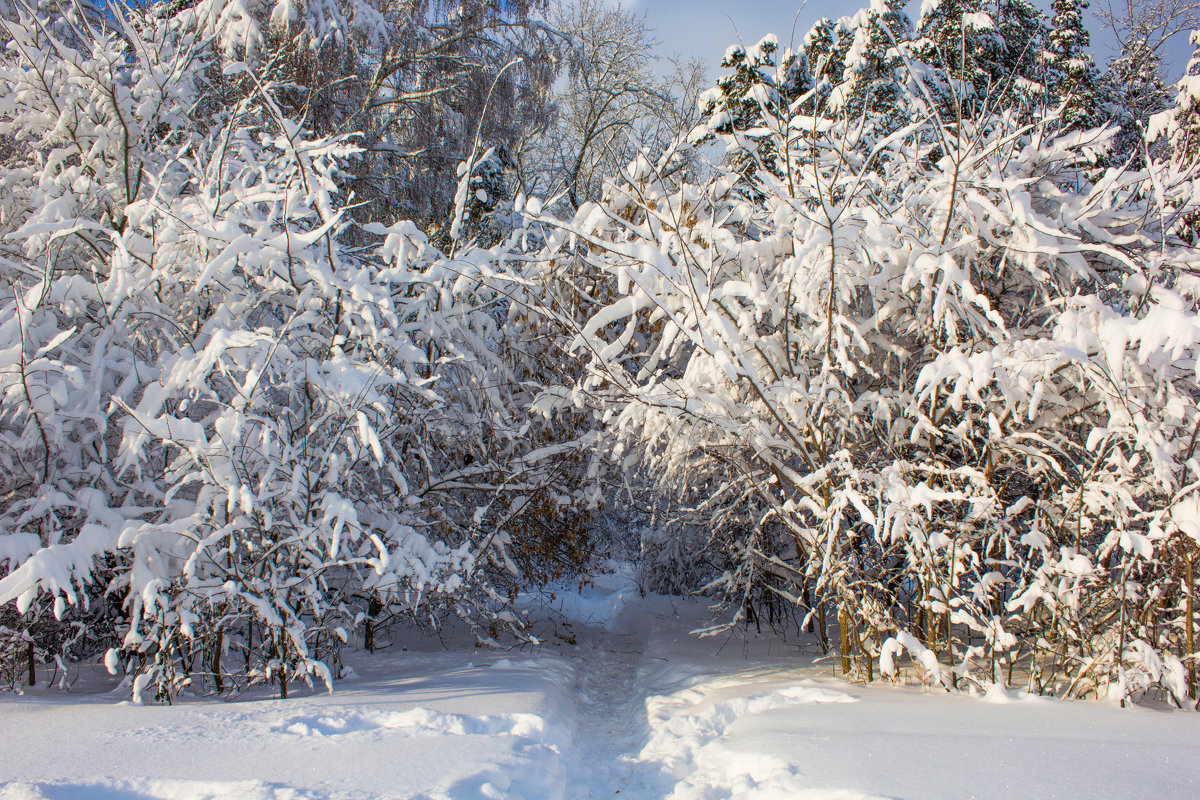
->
[641,677,866,799]
[626,596,1200,799]
[521,560,639,631]
[2,591,1198,800]
[271,707,554,742]
[0,649,577,800]
[0,779,316,800]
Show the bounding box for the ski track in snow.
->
[3,568,1200,799]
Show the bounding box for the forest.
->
[0,0,1199,712]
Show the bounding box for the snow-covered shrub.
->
[171,0,559,236]
[528,22,1200,701]
[0,5,592,700]
[1149,30,1200,243]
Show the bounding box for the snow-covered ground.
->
[2,566,1198,800]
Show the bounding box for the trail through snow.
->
[524,561,669,798]
[567,628,663,798]
[3,565,1200,799]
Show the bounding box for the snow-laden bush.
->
[526,29,1200,702]
[2,0,1197,710]
[0,6,593,700]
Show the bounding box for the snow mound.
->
[639,676,886,798]
[5,596,1199,800]
[640,677,861,797]
[0,779,318,800]
[670,764,887,800]
[646,679,858,758]
[271,707,552,743]
[523,561,639,630]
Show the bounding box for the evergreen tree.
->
[985,0,1047,107]
[911,0,1046,119]
[798,17,842,115]
[1149,30,1200,240]
[1171,32,1200,168]
[911,0,995,117]
[1042,0,1101,132]
[692,34,812,192]
[1110,39,1173,163]
[834,0,914,130]
[438,145,515,251]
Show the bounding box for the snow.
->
[3,7,1199,800]
[1,648,576,800]
[520,560,640,630]
[962,12,994,29]
[3,568,1198,800]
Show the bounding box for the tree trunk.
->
[246,617,254,672]
[278,634,288,700]
[849,616,873,683]
[1187,549,1196,700]
[26,642,35,687]
[815,601,830,652]
[745,598,760,634]
[365,595,383,653]
[923,599,934,652]
[212,630,224,694]
[839,606,852,676]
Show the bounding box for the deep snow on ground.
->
[2,565,1199,800]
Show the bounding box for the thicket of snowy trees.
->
[1,0,1199,707]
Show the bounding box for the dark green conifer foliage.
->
[694,36,812,192]
[835,0,914,131]
[912,0,1046,119]
[1042,0,1101,132]
[912,0,992,117]
[986,0,1047,107]
[1111,40,1172,164]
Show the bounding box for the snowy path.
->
[566,630,661,798]
[3,570,1200,799]
[523,566,671,798]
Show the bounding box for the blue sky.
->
[629,0,1195,80]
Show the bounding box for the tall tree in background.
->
[1162,30,1200,166]
[691,34,812,193]
[521,0,703,211]
[910,0,1000,117]
[1150,30,1200,240]
[985,0,1048,106]
[1043,0,1102,132]
[1099,0,1200,160]
[1111,39,1172,159]
[910,0,1048,119]
[833,0,914,131]
[802,16,841,89]
[1100,0,1200,55]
